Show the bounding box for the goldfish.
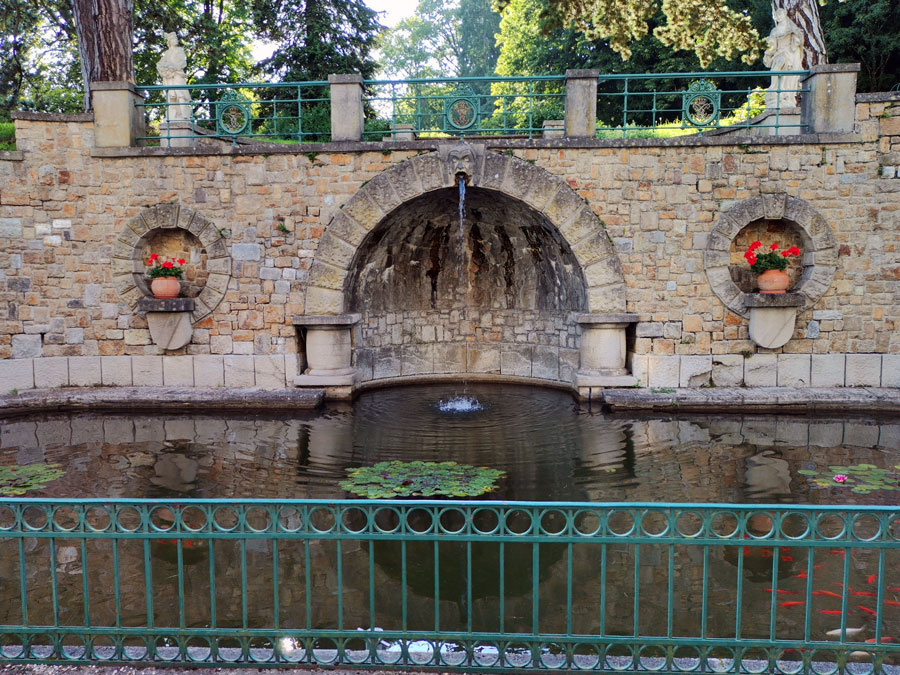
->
[819,610,844,615]
[852,591,877,597]
[780,601,806,607]
[767,588,799,595]
[867,574,877,584]
[858,605,878,616]
[813,591,843,599]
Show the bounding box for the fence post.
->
[800,63,860,134]
[565,69,599,138]
[328,74,365,142]
[91,81,145,147]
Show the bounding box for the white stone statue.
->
[156,32,192,146]
[763,9,805,109]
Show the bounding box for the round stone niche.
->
[111,204,232,323]
[704,195,837,318]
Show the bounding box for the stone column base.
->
[293,314,360,395]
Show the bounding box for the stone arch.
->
[304,148,626,315]
[111,204,232,323]
[704,195,838,318]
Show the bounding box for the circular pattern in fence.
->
[112,204,232,323]
[704,195,837,318]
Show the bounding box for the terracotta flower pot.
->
[757,268,791,294]
[150,277,181,299]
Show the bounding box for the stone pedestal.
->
[801,63,860,134]
[293,315,360,392]
[137,297,194,351]
[565,70,599,138]
[328,74,364,142]
[746,293,803,349]
[91,81,146,148]
[575,313,639,395]
[392,124,416,141]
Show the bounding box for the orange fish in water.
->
[813,590,843,599]
[819,610,845,615]
[780,601,806,607]
[866,637,896,643]
[796,573,809,579]
[888,587,900,592]
[858,605,878,615]
[867,574,877,584]
[813,564,824,569]
[852,591,877,597]
[781,555,794,562]
[884,601,900,607]
[767,588,799,595]
[830,550,846,555]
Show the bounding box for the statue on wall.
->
[763,9,804,109]
[156,32,192,146]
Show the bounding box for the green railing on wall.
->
[134,81,331,146]
[362,76,566,139]
[593,70,808,138]
[2,499,896,670]
[134,70,808,145]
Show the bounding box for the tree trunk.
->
[71,0,135,111]
[772,0,827,68]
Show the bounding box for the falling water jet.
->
[437,395,483,413]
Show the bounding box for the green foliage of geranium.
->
[0,463,65,496]
[341,460,505,499]
[798,464,900,495]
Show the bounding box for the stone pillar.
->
[565,69,599,138]
[91,81,145,147]
[392,124,415,141]
[328,74,365,142]
[746,293,803,349]
[137,297,195,351]
[574,313,639,396]
[800,63,860,134]
[293,314,360,397]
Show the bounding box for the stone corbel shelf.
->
[746,293,804,349]
[575,313,640,389]
[136,297,195,350]
[292,314,361,387]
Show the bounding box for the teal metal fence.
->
[594,71,808,138]
[134,81,331,146]
[2,499,897,670]
[363,76,566,139]
[134,70,808,145]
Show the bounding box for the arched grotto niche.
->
[345,186,589,382]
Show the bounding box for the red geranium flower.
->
[177,258,186,265]
[770,243,779,250]
[162,261,174,269]
[750,241,762,251]
[149,253,159,261]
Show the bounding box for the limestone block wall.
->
[0,96,898,391]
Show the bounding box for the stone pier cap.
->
[292,313,361,326]
[576,313,640,325]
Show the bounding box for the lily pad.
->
[340,460,505,499]
[0,463,66,496]
[798,463,899,493]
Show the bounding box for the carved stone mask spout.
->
[448,147,475,183]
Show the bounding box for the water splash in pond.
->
[437,395,483,413]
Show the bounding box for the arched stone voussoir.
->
[543,182,588,226]
[572,232,618,268]
[587,284,628,314]
[325,210,369,250]
[308,259,348,292]
[341,190,385,233]
[305,286,345,315]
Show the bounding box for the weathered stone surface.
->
[466,345,500,374]
[648,355,680,388]
[811,354,845,387]
[162,355,194,386]
[193,355,224,387]
[744,354,777,387]
[679,355,712,388]
[132,355,163,386]
[532,345,559,380]
[846,354,882,387]
[34,357,68,388]
[0,359,34,392]
[400,344,434,375]
[883,355,900,388]
[254,355,286,389]
[500,345,532,377]
[224,355,255,387]
[776,354,810,387]
[12,334,42,359]
[101,356,133,386]
[712,354,743,387]
[434,343,466,374]
[69,356,102,386]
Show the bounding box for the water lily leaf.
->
[340,460,505,499]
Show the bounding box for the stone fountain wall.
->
[0,95,898,392]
